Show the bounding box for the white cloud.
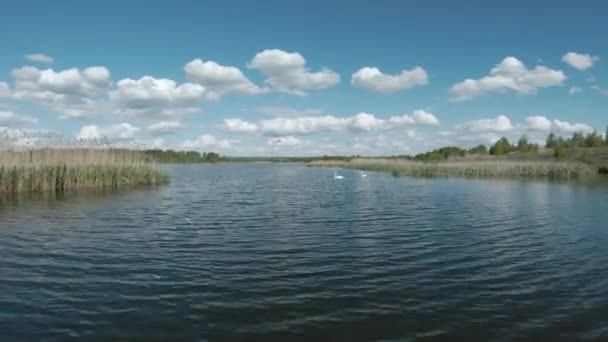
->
[77,123,140,141]
[0,82,10,98]
[180,134,234,150]
[13,66,110,97]
[569,86,582,95]
[459,115,513,132]
[0,111,39,126]
[184,59,265,97]
[409,110,439,125]
[562,52,599,71]
[351,66,428,93]
[267,136,303,146]
[259,115,346,135]
[552,119,593,134]
[146,121,183,136]
[109,76,208,119]
[525,115,552,131]
[248,49,340,95]
[222,110,439,136]
[350,113,386,131]
[255,106,323,117]
[11,65,111,119]
[221,118,258,133]
[25,54,54,64]
[524,115,593,134]
[387,111,440,126]
[449,57,566,101]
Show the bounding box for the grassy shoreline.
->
[0,149,169,195]
[310,157,600,180]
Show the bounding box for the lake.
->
[1,164,608,341]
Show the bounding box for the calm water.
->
[1,164,608,341]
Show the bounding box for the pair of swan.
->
[334,171,367,179]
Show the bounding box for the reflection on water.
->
[1,164,608,341]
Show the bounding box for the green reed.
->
[0,149,169,194]
[310,158,597,180]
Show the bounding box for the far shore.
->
[309,154,608,181]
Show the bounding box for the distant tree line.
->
[392,125,608,162]
[141,126,608,164]
[142,149,222,163]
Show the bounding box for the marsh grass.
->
[0,149,169,194]
[310,158,597,180]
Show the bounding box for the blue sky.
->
[0,0,606,155]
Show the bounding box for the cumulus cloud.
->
[562,52,599,71]
[25,54,54,64]
[255,106,323,117]
[351,66,428,93]
[109,76,208,120]
[394,110,439,125]
[180,134,234,150]
[267,136,303,146]
[146,121,183,136]
[221,118,258,133]
[449,57,566,101]
[77,123,140,141]
[11,65,111,119]
[569,86,582,95]
[221,110,439,136]
[0,111,39,127]
[523,115,593,134]
[551,119,593,134]
[184,59,265,97]
[248,49,340,95]
[525,115,552,131]
[459,115,514,132]
[258,115,348,136]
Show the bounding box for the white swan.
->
[334,171,344,179]
[361,171,367,178]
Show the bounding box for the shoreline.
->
[309,158,603,181]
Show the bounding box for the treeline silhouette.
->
[392,126,608,162]
[143,150,222,163]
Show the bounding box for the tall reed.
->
[0,149,169,194]
[310,158,596,180]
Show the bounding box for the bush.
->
[490,137,512,155]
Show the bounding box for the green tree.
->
[545,132,556,149]
[516,135,540,153]
[490,137,512,155]
[571,131,585,147]
[413,146,467,161]
[605,125,608,145]
[468,144,488,155]
[584,130,603,147]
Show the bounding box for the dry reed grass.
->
[0,149,169,194]
[310,158,596,180]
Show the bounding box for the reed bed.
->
[0,149,169,194]
[310,158,597,180]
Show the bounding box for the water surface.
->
[1,164,608,341]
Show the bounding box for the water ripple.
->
[1,164,607,341]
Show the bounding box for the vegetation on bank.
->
[311,128,608,180]
[142,150,223,163]
[141,149,353,164]
[0,149,168,195]
[311,158,596,180]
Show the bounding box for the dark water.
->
[1,164,608,341]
